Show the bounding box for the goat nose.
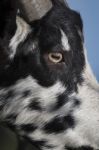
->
[19,0,52,22]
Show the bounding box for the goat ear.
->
[0,0,18,39]
[51,0,70,9]
[72,11,84,41]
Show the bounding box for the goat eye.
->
[48,53,63,63]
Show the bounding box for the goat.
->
[0,0,99,150]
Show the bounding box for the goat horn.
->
[19,0,53,22]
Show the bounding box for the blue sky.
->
[65,0,99,80]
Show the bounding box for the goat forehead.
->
[9,17,72,58]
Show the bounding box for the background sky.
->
[65,0,99,80]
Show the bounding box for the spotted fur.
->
[0,0,99,150]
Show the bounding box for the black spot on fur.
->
[74,98,80,107]
[5,90,15,99]
[44,145,56,149]
[6,114,17,122]
[28,99,42,111]
[32,140,55,150]
[22,90,31,98]
[0,97,5,111]
[20,124,37,133]
[52,92,68,111]
[23,135,47,150]
[31,139,55,149]
[43,115,75,134]
[31,140,47,149]
[5,114,17,131]
[66,146,94,150]
[64,115,75,128]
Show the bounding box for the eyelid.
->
[48,52,63,63]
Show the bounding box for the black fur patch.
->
[28,99,42,111]
[5,114,17,131]
[43,115,75,134]
[22,90,31,98]
[74,98,81,107]
[31,139,55,150]
[6,114,17,122]
[5,90,15,99]
[20,124,37,133]
[52,92,68,111]
[0,95,5,111]
[66,146,94,150]
[30,139,47,149]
